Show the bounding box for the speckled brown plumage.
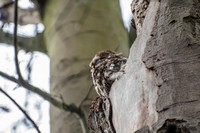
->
[89,50,127,97]
[131,0,150,33]
[88,96,116,133]
[88,50,127,133]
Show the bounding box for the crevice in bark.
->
[157,100,199,113]
[157,119,190,133]
[169,20,177,25]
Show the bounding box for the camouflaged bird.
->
[131,0,150,33]
[89,50,127,97]
[88,96,116,133]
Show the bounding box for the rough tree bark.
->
[111,0,200,132]
[43,0,129,133]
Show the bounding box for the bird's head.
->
[89,50,116,69]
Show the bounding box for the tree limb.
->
[0,71,88,133]
[0,87,41,133]
[13,0,23,81]
[0,71,82,114]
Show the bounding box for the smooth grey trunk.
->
[110,0,200,132]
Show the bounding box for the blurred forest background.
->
[0,0,134,133]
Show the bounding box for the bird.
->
[88,50,127,133]
[89,50,127,97]
[88,96,116,133]
[131,0,150,34]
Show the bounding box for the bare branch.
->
[11,0,83,116]
[12,0,85,118]
[13,0,23,81]
[0,70,88,132]
[0,71,80,113]
[0,70,88,133]
[0,87,41,133]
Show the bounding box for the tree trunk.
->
[110,0,200,132]
[43,0,129,133]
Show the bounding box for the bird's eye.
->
[95,59,102,64]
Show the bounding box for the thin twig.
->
[13,0,23,81]
[0,71,81,114]
[79,84,93,108]
[26,53,34,81]
[0,87,41,133]
[79,85,94,133]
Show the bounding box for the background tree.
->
[43,0,129,133]
[0,0,129,133]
